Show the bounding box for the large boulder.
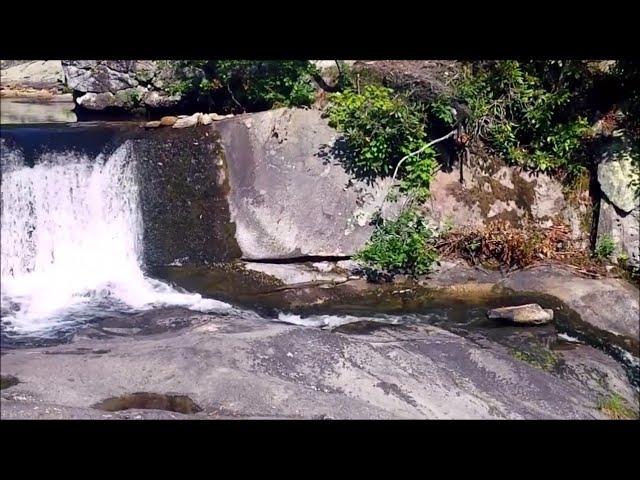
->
[0,60,65,92]
[596,140,640,266]
[598,148,639,214]
[597,199,640,266]
[62,60,182,114]
[212,108,398,260]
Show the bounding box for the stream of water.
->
[0,140,230,340]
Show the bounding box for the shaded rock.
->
[597,198,640,266]
[598,151,639,213]
[142,90,179,108]
[488,304,554,325]
[76,92,119,110]
[172,113,201,129]
[143,121,161,129]
[159,116,177,126]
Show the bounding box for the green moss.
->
[510,346,559,372]
[0,375,19,390]
[597,393,637,419]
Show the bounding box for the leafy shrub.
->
[594,234,616,259]
[354,209,439,277]
[165,60,317,112]
[326,85,438,199]
[432,61,594,178]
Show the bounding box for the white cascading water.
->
[1,142,229,336]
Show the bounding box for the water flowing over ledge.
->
[1,140,230,338]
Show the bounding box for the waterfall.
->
[0,141,229,337]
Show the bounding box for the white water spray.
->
[1,142,229,336]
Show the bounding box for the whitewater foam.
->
[0,142,229,336]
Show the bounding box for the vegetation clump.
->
[430,60,598,180]
[594,234,616,260]
[597,393,637,419]
[326,85,438,200]
[166,60,317,113]
[510,346,560,372]
[354,209,439,279]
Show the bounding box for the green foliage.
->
[510,346,559,372]
[354,209,439,276]
[326,85,437,199]
[434,61,595,177]
[597,393,636,419]
[165,60,316,112]
[594,234,616,259]
[429,96,455,126]
[215,60,316,109]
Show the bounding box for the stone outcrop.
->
[0,60,65,92]
[423,157,589,245]
[596,139,640,266]
[212,108,401,260]
[61,60,181,114]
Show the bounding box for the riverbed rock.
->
[502,265,640,355]
[211,113,234,121]
[1,306,636,419]
[487,304,554,325]
[200,113,213,125]
[144,121,162,128]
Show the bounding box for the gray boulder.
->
[598,151,639,214]
[596,140,640,265]
[0,60,65,91]
[62,60,182,113]
[597,198,640,266]
[213,108,402,260]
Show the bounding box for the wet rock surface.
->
[2,308,637,419]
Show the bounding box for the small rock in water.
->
[487,303,554,325]
[159,116,177,126]
[143,120,161,128]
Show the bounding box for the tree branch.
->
[390,129,457,184]
[379,129,457,217]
